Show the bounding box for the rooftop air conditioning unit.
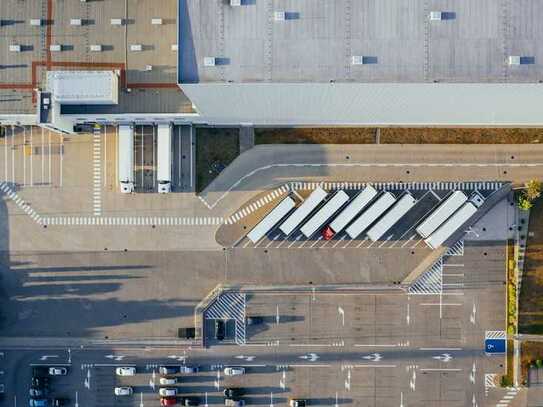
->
[352,56,364,65]
[203,57,216,67]
[508,56,521,65]
[49,44,62,52]
[130,44,143,52]
[9,44,22,52]
[171,44,178,51]
[274,11,286,21]
[151,18,163,25]
[89,44,102,52]
[429,11,442,21]
[30,19,42,26]
[230,0,242,6]
[70,19,82,26]
[110,18,123,26]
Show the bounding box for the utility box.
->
[203,57,216,67]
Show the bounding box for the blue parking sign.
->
[485,338,506,354]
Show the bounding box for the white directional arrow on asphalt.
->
[40,355,59,361]
[432,353,452,363]
[470,362,476,384]
[299,353,319,362]
[280,370,286,390]
[362,353,383,362]
[105,355,126,361]
[235,355,256,362]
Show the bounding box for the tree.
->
[518,194,533,211]
[525,179,542,201]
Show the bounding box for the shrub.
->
[525,180,542,201]
[500,375,513,387]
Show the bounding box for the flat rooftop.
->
[0,0,193,115]
[179,0,543,84]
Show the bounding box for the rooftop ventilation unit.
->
[9,44,21,52]
[508,56,521,65]
[429,11,442,21]
[203,57,216,67]
[89,44,102,52]
[110,18,123,26]
[352,56,364,65]
[70,19,82,26]
[50,44,62,52]
[30,19,42,26]
[145,65,153,71]
[151,18,163,25]
[274,11,286,21]
[171,44,178,51]
[230,0,242,6]
[130,44,143,52]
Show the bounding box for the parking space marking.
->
[92,126,102,216]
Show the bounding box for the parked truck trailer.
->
[118,124,134,194]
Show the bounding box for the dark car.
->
[31,377,50,388]
[32,367,49,377]
[215,320,225,341]
[52,398,69,407]
[289,400,307,407]
[223,388,244,398]
[183,398,199,406]
[179,366,199,374]
[246,316,264,325]
[159,366,178,375]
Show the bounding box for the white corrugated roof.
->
[47,71,118,105]
[180,83,543,126]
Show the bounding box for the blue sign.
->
[485,338,506,354]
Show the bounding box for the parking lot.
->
[230,181,505,251]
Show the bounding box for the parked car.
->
[183,397,199,406]
[29,399,48,407]
[223,367,245,376]
[215,320,226,340]
[32,367,49,377]
[31,377,50,388]
[159,388,178,397]
[114,387,133,396]
[179,366,199,374]
[160,377,178,385]
[48,367,67,376]
[52,398,69,407]
[116,367,136,376]
[224,399,245,407]
[223,389,244,398]
[159,366,178,375]
[29,387,47,397]
[246,316,264,325]
[289,400,307,407]
[161,398,177,406]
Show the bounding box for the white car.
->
[116,367,136,376]
[223,367,245,376]
[160,377,178,385]
[159,388,178,397]
[48,367,67,376]
[114,387,133,396]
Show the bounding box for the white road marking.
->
[338,306,345,326]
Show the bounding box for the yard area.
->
[195,127,240,192]
[521,341,543,384]
[254,127,543,144]
[519,198,543,334]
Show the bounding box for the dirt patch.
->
[381,128,543,144]
[519,198,543,334]
[196,127,240,192]
[254,127,543,144]
[521,342,543,384]
[255,128,376,144]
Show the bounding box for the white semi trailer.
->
[118,124,134,193]
[157,123,172,193]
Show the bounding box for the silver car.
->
[159,388,178,397]
[114,387,133,396]
[160,377,178,385]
